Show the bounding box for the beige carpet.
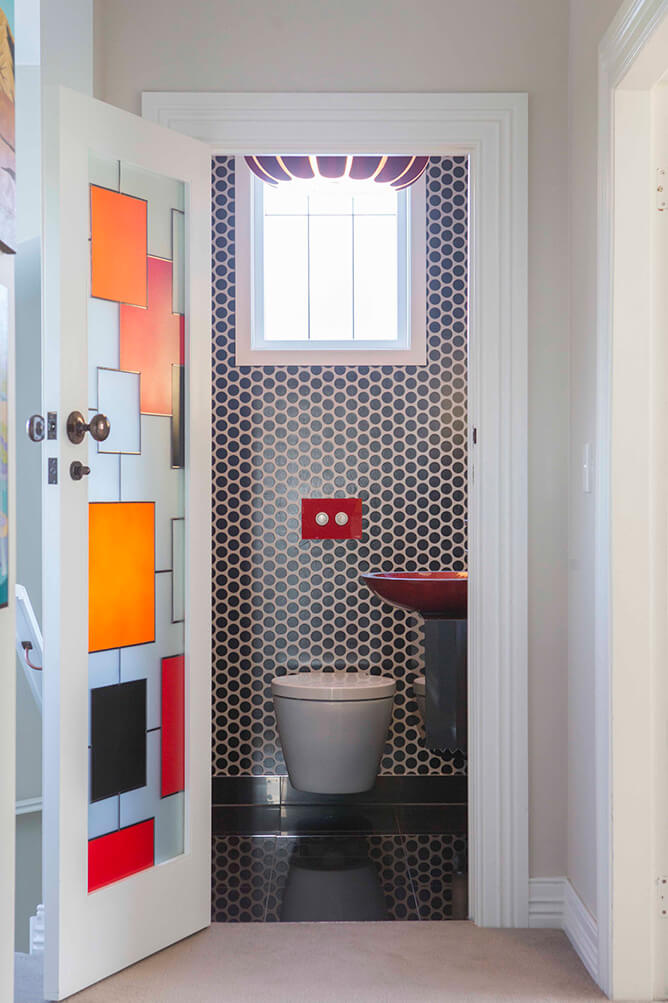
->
[66,922,616,1003]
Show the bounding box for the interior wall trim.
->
[143,90,529,929]
[528,878,599,984]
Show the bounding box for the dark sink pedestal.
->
[360,572,468,755]
[423,618,467,752]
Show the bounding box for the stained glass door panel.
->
[87,157,187,889]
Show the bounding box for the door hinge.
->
[657,168,667,212]
[658,876,668,915]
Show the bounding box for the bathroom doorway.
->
[143,91,529,928]
[209,152,469,923]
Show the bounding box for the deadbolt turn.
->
[69,461,91,481]
[66,410,111,444]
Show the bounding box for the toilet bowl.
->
[271,673,395,794]
[413,674,426,726]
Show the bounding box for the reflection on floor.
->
[212,803,467,923]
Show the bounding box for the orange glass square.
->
[90,186,148,307]
[89,502,155,653]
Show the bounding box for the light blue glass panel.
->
[88,154,119,192]
[172,519,185,623]
[119,163,185,260]
[120,414,184,570]
[86,429,120,503]
[97,368,141,455]
[156,792,185,863]
[87,299,119,409]
[171,210,185,314]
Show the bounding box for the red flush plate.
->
[302,498,363,540]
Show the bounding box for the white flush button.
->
[335,511,349,526]
[315,512,329,526]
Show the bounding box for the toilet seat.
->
[271,673,395,702]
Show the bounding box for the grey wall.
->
[93,0,570,880]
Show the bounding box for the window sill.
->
[234,342,427,367]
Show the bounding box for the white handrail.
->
[15,583,43,710]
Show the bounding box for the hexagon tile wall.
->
[212,156,468,777]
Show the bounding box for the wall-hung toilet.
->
[271,673,395,794]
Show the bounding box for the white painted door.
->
[41,87,211,1000]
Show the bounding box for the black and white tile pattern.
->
[211,156,468,777]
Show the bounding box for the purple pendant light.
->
[244,155,429,190]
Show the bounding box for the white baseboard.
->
[529,878,598,983]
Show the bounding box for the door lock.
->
[66,410,111,445]
[27,414,45,442]
[69,461,91,481]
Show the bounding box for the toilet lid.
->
[413,674,425,696]
[271,673,396,702]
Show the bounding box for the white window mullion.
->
[351,206,356,341]
[307,194,312,342]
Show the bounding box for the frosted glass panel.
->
[354,216,398,341]
[309,216,353,341]
[263,216,309,342]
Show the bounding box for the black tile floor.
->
[211,804,467,923]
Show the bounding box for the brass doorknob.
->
[66,410,111,444]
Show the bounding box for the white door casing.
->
[143,91,530,928]
[41,87,211,1000]
[598,1,668,998]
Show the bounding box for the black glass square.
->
[91,680,147,802]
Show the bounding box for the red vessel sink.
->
[361,571,468,619]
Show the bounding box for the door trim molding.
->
[597,1,668,997]
[143,90,529,927]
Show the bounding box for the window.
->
[235,158,426,365]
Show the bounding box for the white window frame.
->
[235,156,426,365]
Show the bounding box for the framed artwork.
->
[0,0,14,255]
[0,284,8,608]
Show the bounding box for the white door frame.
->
[143,91,530,928]
[597,2,668,997]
